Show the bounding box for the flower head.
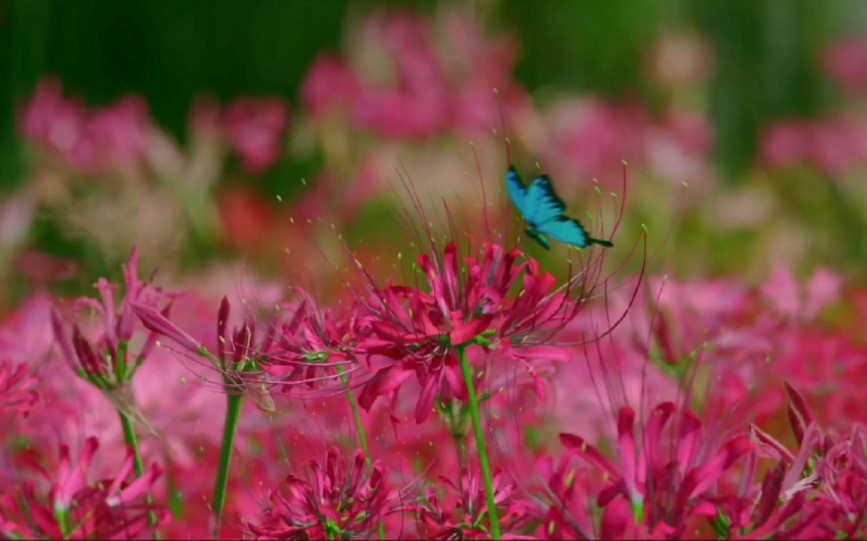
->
[0,359,38,417]
[0,437,166,540]
[415,467,532,539]
[353,241,579,423]
[559,403,754,538]
[243,448,403,540]
[51,249,172,427]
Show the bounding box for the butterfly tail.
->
[588,237,614,248]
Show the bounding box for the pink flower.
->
[18,78,86,158]
[560,403,754,538]
[760,117,867,176]
[301,53,363,118]
[243,448,403,540]
[0,359,38,417]
[18,79,153,175]
[822,38,867,95]
[0,437,166,539]
[309,7,528,140]
[353,241,578,423]
[760,119,810,169]
[223,97,290,175]
[133,295,280,412]
[416,467,532,539]
[761,266,841,321]
[75,97,152,174]
[51,249,170,391]
[542,99,652,193]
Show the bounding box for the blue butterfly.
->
[506,165,613,250]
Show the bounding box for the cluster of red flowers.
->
[0,227,864,539]
[5,7,867,541]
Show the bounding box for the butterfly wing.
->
[506,166,530,218]
[510,166,613,249]
[525,175,567,227]
[536,216,614,249]
[525,227,551,250]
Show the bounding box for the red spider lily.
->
[132,296,277,412]
[51,249,168,386]
[222,97,290,175]
[18,78,154,176]
[260,292,358,396]
[0,358,38,416]
[50,249,173,428]
[743,384,867,538]
[534,454,604,540]
[354,241,577,423]
[416,467,533,539]
[559,403,754,539]
[242,448,404,540]
[0,437,166,539]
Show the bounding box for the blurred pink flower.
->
[760,120,810,170]
[0,359,38,417]
[542,99,652,192]
[18,79,154,175]
[822,38,867,95]
[223,97,290,175]
[760,117,867,176]
[810,117,867,176]
[75,97,152,174]
[0,437,166,539]
[301,53,363,118]
[18,78,87,158]
[307,8,528,140]
[761,266,841,321]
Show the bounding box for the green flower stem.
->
[337,366,370,456]
[337,365,386,541]
[457,346,501,540]
[212,393,244,538]
[56,509,70,539]
[119,411,160,538]
[119,412,146,476]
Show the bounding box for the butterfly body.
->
[506,165,613,250]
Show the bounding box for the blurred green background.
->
[4,0,867,301]
[3,0,864,184]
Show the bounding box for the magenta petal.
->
[106,462,163,508]
[749,423,796,463]
[358,367,414,410]
[784,382,814,445]
[442,362,466,401]
[50,307,80,372]
[415,371,441,423]
[600,497,632,540]
[55,437,99,512]
[616,407,639,502]
[560,433,620,480]
[676,436,753,508]
[514,345,573,363]
[131,303,203,356]
[449,316,491,346]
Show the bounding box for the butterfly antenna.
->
[494,87,522,249]
[493,87,513,166]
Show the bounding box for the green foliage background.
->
[4,0,865,182]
